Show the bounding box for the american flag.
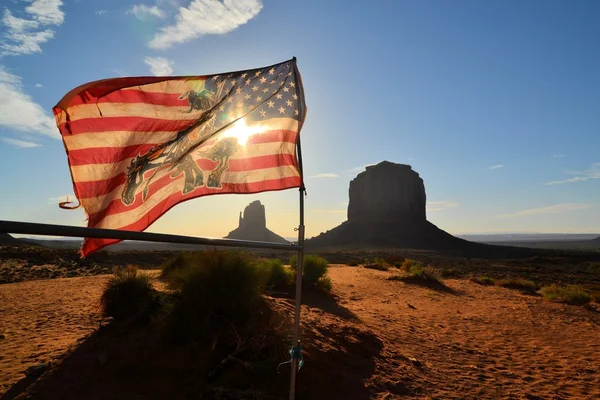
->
[53,58,306,256]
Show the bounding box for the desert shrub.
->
[409,265,442,283]
[100,266,159,322]
[389,265,442,284]
[588,262,600,272]
[540,284,591,306]
[440,268,461,278]
[471,276,494,286]
[393,262,402,269]
[303,254,329,288]
[167,250,266,340]
[317,276,333,293]
[591,292,600,304]
[348,262,359,267]
[289,254,298,268]
[363,258,390,271]
[160,252,196,278]
[496,278,538,294]
[254,258,293,290]
[401,259,421,272]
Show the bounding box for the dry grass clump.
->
[409,265,442,283]
[471,276,495,286]
[301,254,332,293]
[496,278,538,294]
[540,284,591,306]
[388,262,443,285]
[100,265,160,322]
[254,258,294,290]
[163,250,289,369]
[363,258,391,271]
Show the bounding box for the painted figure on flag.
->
[53,58,306,257]
[121,85,239,206]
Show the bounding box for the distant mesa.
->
[225,200,289,244]
[307,161,469,250]
[0,233,28,246]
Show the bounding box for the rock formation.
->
[347,161,426,223]
[307,161,468,250]
[225,200,289,243]
[0,233,27,246]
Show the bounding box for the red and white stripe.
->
[53,77,302,256]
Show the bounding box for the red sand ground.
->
[1,266,599,399]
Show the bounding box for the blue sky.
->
[0,0,599,239]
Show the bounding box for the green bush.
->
[401,259,421,272]
[317,276,333,293]
[496,278,538,294]
[167,250,266,340]
[160,252,195,278]
[471,276,494,286]
[100,266,158,322]
[254,258,293,290]
[303,254,329,286]
[540,284,591,306]
[289,254,298,268]
[409,265,442,283]
[363,262,389,271]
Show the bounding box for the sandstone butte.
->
[224,200,289,244]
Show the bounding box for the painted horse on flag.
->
[121,83,238,206]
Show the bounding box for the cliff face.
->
[307,161,466,250]
[347,162,426,223]
[0,233,27,246]
[225,200,289,244]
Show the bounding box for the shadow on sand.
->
[391,276,463,295]
[2,293,405,400]
[301,290,360,321]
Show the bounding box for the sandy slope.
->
[0,276,106,396]
[324,266,600,399]
[1,266,599,399]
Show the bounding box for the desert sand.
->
[1,265,599,399]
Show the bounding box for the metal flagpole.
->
[289,120,306,400]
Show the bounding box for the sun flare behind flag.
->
[53,58,306,257]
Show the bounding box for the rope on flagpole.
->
[277,341,304,373]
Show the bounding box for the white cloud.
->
[149,0,263,50]
[489,164,504,170]
[0,65,59,138]
[346,163,376,173]
[427,200,459,212]
[544,163,600,186]
[95,10,108,16]
[35,83,43,88]
[310,173,339,178]
[25,0,65,25]
[144,56,174,76]
[1,1,65,56]
[1,137,41,148]
[312,209,346,214]
[128,4,166,20]
[498,203,591,218]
